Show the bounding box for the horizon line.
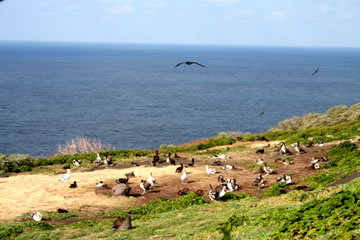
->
[0,39,359,49]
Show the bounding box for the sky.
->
[0,0,359,47]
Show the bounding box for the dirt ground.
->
[0,139,357,220]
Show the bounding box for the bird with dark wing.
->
[312,68,320,76]
[259,111,265,116]
[175,61,206,68]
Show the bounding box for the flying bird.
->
[312,68,320,76]
[175,61,206,68]
[259,111,265,116]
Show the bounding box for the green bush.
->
[217,215,250,239]
[263,183,289,197]
[275,103,360,131]
[271,189,360,240]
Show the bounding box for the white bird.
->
[285,175,293,184]
[295,142,306,154]
[206,165,217,174]
[72,159,80,167]
[263,164,273,175]
[96,181,105,187]
[59,169,71,182]
[140,180,151,195]
[212,154,230,160]
[221,165,234,170]
[310,157,320,164]
[312,163,321,169]
[219,185,227,198]
[147,173,157,186]
[255,158,264,165]
[32,212,43,222]
[180,168,187,184]
[226,179,233,192]
[103,157,108,166]
[208,184,218,201]
[96,153,102,164]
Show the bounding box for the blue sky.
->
[0,0,359,47]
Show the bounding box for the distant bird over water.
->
[312,68,320,76]
[175,61,206,68]
[259,111,265,116]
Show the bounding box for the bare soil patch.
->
[0,140,342,220]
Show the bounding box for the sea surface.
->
[0,42,359,156]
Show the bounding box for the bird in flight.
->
[175,61,206,68]
[312,68,320,76]
[259,111,265,116]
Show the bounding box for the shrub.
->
[263,183,289,197]
[217,215,250,239]
[274,103,360,131]
[218,131,251,140]
[271,189,360,240]
[57,136,111,155]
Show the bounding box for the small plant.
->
[217,215,250,240]
[263,183,289,197]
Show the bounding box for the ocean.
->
[0,41,359,156]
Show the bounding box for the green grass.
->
[304,141,360,189]
[272,186,360,240]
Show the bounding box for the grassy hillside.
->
[0,105,359,240]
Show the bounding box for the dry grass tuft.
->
[57,136,111,155]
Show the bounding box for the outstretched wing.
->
[175,62,185,68]
[193,62,206,67]
[312,68,320,76]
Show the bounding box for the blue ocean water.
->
[0,42,359,155]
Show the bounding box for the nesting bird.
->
[96,181,106,187]
[69,181,77,188]
[277,175,293,184]
[32,212,43,222]
[263,163,274,175]
[113,212,134,231]
[294,142,306,154]
[212,160,222,166]
[206,165,217,174]
[140,180,151,195]
[72,159,81,167]
[57,208,69,213]
[311,163,321,169]
[255,158,264,165]
[310,157,320,164]
[166,153,176,165]
[147,173,157,186]
[279,142,292,155]
[116,178,129,184]
[218,175,225,183]
[221,164,234,170]
[254,173,265,189]
[186,158,195,167]
[211,154,230,160]
[59,169,71,182]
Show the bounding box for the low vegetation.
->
[57,136,111,155]
[273,103,360,131]
[0,104,359,240]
